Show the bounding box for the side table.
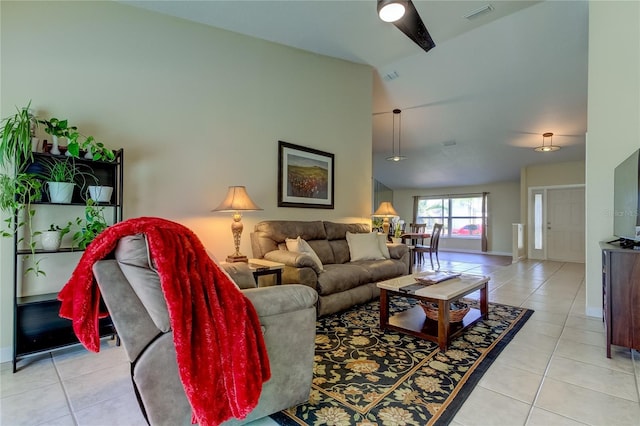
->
[248,259,285,285]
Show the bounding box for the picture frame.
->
[278,141,334,209]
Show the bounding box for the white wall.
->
[585,1,640,317]
[524,161,585,188]
[393,181,520,255]
[0,1,373,359]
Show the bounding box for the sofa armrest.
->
[388,243,410,259]
[264,249,321,272]
[242,284,318,317]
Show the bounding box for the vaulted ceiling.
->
[123,0,588,189]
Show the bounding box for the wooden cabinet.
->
[601,242,640,358]
[13,150,123,372]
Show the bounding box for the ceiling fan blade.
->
[392,0,435,53]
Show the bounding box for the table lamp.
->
[212,186,263,262]
[372,201,399,236]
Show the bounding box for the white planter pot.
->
[391,237,403,244]
[88,186,113,203]
[41,231,62,251]
[47,181,75,204]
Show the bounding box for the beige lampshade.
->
[212,186,262,212]
[372,201,399,217]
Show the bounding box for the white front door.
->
[547,187,585,263]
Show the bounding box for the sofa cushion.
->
[323,222,370,240]
[252,220,327,258]
[316,264,372,295]
[350,259,408,281]
[286,237,324,271]
[346,231,385,261]
[330,240,351,265]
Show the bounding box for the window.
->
[415,195,485,238]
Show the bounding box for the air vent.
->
[382,71,400,81]
[463,4,494,20]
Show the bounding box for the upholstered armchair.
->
[92,234,318,425]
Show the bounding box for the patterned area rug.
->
[271,297,533,426]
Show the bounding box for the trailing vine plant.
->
[0,102,45,275]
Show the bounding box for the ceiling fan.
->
[377,0,436,53]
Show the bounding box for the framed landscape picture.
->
[278,141,334,209]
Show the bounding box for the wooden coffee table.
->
[377,273,489,351]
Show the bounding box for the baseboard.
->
[440,249,512,257]
[585,306,602,318]
[0,345,12,364]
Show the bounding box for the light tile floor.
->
[1,258,639,425]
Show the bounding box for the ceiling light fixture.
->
[534,132,561,152]
[385,109,407,162]
[377,0,406,23]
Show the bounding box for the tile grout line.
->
[51,352,80,426]
[520,262,584,425]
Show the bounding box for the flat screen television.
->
[613,148,640,247]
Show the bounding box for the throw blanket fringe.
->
[58,217,270,425]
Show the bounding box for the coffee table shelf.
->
[386,304,483,344]
[378,273,489,351]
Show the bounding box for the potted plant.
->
[40,221,72,251]
[40,158,77,203]
[38,157,96,204]
[39,117,76,155]
[73,199,109,249]
[87,185,113,203]
[391,222,404,244]
[0,101,38,169]
[0,102,45,274]
[67,132,115,162]
[0,173,43,244]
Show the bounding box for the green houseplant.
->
[0,102,45,274]
[38,157,97,204]
[0,101,37,169]
[66,132,115,162]
[391,222,404,244]
[73,199,108,249]
[39,117,76,156]
[393,222,403,239]
[40,221,72,251]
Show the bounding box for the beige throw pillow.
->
[346,231,386,261]
[285,236,324,271]
[377,233,391,259]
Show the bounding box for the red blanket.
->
[58,217,270,425]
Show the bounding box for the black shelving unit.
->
[12,150,123,372]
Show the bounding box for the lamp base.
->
[226,254,248,263]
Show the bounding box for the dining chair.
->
[414,223,443,270]
[409,223,427,263]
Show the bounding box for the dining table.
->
[400,232,431,245]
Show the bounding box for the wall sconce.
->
[212,186,262,262]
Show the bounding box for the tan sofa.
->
[250,220,410,316]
